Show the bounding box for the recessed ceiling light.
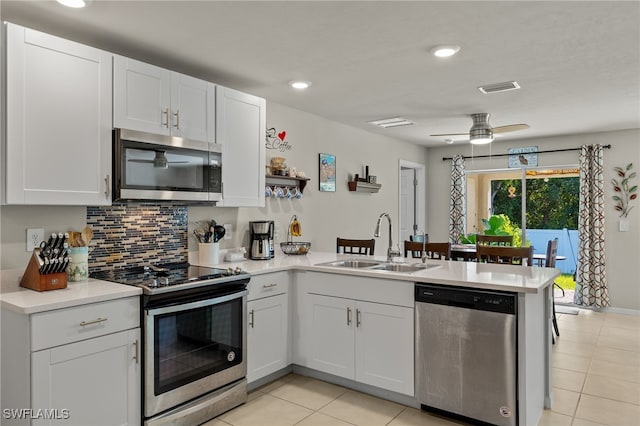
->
[289,81,311,90]
[56,0,88,7]
[431,45,461,58]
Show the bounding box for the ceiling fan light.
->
[470,135,494,145]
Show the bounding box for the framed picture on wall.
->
[319,153,336,192]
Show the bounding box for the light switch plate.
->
[27,228,44,251]
[619,220,629,232]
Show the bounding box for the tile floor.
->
[204,308,640,426]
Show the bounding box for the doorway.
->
[398,160,425,245]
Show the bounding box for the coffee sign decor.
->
[266,127,293,152]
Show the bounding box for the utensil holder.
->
[199,242,220,265]
[67,246,88,282]
[20,251,68,292]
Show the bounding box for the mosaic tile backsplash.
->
[87,205,188,273]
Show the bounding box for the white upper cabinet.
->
[5,23,112,205]
[114,56,215,143]
[217,87,266,207]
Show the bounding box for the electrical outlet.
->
[26,228,45,251]
[223,224,232,240]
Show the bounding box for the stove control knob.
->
[235,267,243,274]
[150,279,158,288]
[226,268,234,276]
[159,277,170,286]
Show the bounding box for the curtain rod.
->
[442,144,612,161]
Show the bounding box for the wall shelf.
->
[266,174,310,193]
[348,181,382,193]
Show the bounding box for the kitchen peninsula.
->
[1,252,558,426]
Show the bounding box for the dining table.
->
[450,244,566,266]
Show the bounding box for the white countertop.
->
[195,251,560,294]
[1,251,558,315]
[0,269,142,314]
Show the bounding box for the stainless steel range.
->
[93,262,250,426]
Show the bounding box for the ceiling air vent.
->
[367,117,414,128]
[478,81,521,94]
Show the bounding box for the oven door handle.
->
[146,289,248,316]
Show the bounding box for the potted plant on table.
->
[459,214,526,246]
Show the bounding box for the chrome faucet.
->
[374,213,401,262]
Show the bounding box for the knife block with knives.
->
[20,249,68,291]
[20,232,70,291]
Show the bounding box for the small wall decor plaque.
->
[266,127,293,152]
[508,146,538,168]
[319,153,336,192]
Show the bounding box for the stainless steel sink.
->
[370,263,438,273]
[317,259,384,268]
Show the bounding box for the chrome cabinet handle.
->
[133,339,139,364]
[263,283,277,289]
[249,309,254,328]
[173,110,180,129]
[163,108,169,128]
[79,317,108,327]
[347,307,352,326]
[356,309,361,328]
[104,175,110,198]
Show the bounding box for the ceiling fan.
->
[127,151,189,169]
[430,113,529,144]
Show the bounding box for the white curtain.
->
[574,144,610,307]
[449,155,466,244]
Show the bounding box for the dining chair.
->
[476,245,534,266]
[545,238,561,342]
[404,241,451,260]
[476,234,513,246]
[336,238,375,255]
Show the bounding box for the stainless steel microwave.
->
[113,128,222,202]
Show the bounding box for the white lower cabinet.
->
[31,329,141,426]
[305,294,414,395]
[0,296,140,425]
[295,272,415,396]
[246,272,291,384]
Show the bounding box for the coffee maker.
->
[249,221,274,260]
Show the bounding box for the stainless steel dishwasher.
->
[415,283,517,426]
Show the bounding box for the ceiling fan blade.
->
[168,161,190,164]
[492,124,530,134]
[128,159,154,163]
[429,132,469,137]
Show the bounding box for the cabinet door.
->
[217,87,266,207]
[113,55,171,135]
[247,294,289,383]
[6,23,112,205]
[306,294,355,380]
[170,72,215,142]
[31,329,141,426]
[355,301,414,395]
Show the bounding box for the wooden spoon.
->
[81,226,93,247]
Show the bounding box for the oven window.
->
[153,298,243,395]
[122,141,209,191]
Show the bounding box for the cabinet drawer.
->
[31,297,140,351]
[248,272,289,301]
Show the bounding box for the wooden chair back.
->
[476,245,534,266]
[336,238,375,255]
[404,241,451,260]
[476,234,513,246]
[545,238,559,268]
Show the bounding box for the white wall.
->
[426,129,640,310]
[189,101,429,255]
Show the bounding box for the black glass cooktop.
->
[91,262,247,293]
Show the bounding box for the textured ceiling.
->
[2,1,639,147]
